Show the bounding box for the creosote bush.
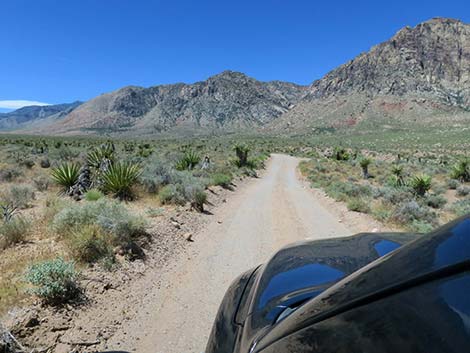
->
[67,224,114,264]
[211,173,233,189]
[347,197,370,213]
[25,257,79,304]
[52,199,147,252]
[0,216,31,249]
[1,185,36,209]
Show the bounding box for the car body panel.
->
[206,231,418,353]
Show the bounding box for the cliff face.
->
[269,18,470,133]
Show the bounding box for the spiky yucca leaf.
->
[175,150,201,171]
[86,143,115,169]
[51,163,80,192]
[410,174,432,197]
[100,162,142,200]
[450,158,470,182]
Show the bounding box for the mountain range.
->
[1,17,468,137]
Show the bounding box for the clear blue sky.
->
[0,0,469,110]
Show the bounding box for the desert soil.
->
[104,154,382,353]
[5,154,385,353]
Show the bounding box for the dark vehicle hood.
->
[238,231,419,348]
[253,215,470,352]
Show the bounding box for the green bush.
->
[51,163,80,193]
[66,224,113,264]
[2,185,36,209]
[0,167,22,182]
[84,189,103,201]
[447,179,460,190]
[186,185,207,212]
[425,194,447,209]
[25,258,79,304]
[347,198,370,213]
[211,173,233,188]
[0,217,31,249]
[391,200,436,226]
[33,176,50,191]
[100,162,142,200]
[451,199,470,217]
[410,220,434,233]
[52,199,146,246]
[158,184,186,205]
[456,185,470,197]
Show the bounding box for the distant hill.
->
[0,102,82,130]
[30,71,307,136]
[6,17,469,137]
[269,18,470,133]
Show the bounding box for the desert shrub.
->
[371,204,392,221]
[450,158,470,182]
[410,220,434,233]
[347,198,370,213]
[84,189,103,201]
[66,224,113,264]
[20,159,35,169]
[100,162,142,200]
[456,185,470,197]
[158,184,186,205]
[325,181,372,202]
[212,173,233,188]
[391,200,436,226]
[51,163,80,193]
[33,176,50,191]
[43,196,70,225]
[40,158,51,168]
[0,167,22,182]
[52,199,146,246]
[25,258,79,304]
[185,185,207,212]
[410,174,432,197]
[0,217,31,249]
[175,150,201,171]
[451,199,470,217]
[381,187,415,205]
[425,194,447,209]
[447,179,460,190]
[432,184,447,195]
[140,160,175,193]
[2,185,35,209]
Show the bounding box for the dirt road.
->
[107,154,351,353]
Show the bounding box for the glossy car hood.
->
[254,215,470,351]
[240,231,418,347]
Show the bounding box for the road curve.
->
[107,154,350,353]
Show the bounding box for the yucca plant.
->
[175,150,201,171]
[410,174,432,197]
[86,142,115,169]
[100,162,142,200]
[51,163,80,193]
[450,158,470,182]
[359,158,372,179]
[391,165,405,187]
[233,144,250,167]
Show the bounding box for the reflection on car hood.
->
[255,215,470,352]
[240,231,418,346]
